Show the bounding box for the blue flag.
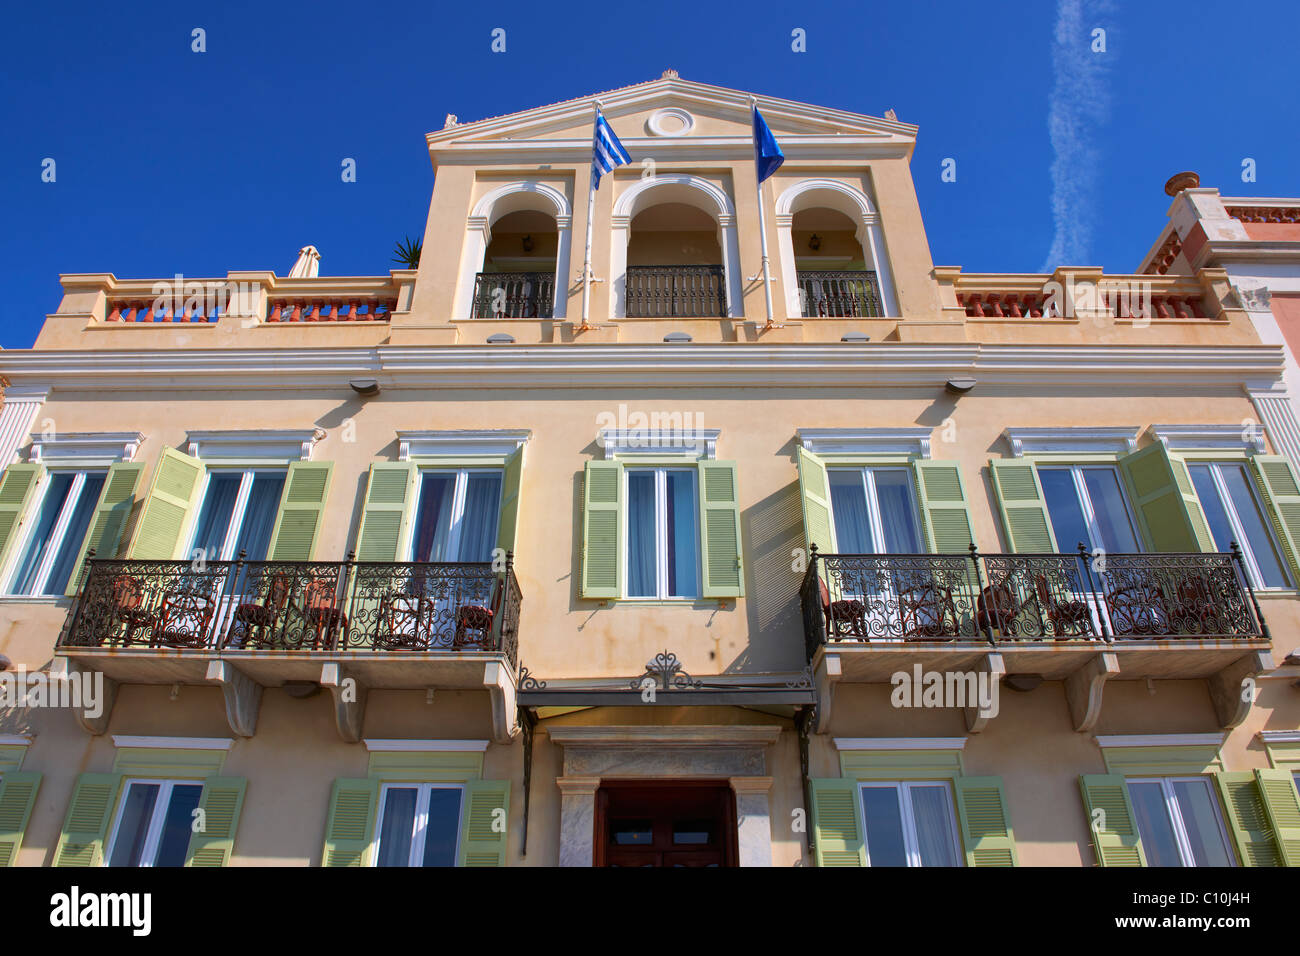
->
[591,111,631,190]
[752,106,784,184]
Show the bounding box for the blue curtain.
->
[874,471,922,553]
[45,473,106,594]
[232,474,286,561]
[665,471,698,597]
[10,473,75,594]
[191,473,241,560]
[412,474,456,561]
[627,472,656,596]
[458,473,502,562]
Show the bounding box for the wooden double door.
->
[594,781,737,867]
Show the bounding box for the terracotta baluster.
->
[345,301,358,321]
[289,303,302,322]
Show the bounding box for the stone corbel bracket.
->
[485,660,520,743]
[1065,652,1120,732]
[812,653,841,734]
[50,656,118,736]
[321,663,367,743]
[204,660,262,738]
[963,652,1005,733]
[1209,650,1274,729]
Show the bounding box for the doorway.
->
[594,780,737,867]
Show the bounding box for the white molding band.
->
[1147,423,1265,454]
[1002,426,1139,457]
[111,735,234,751]
[29,431,145,464]
[397,429,531,460]
[834,737,969,751]
[362,739,490,752]
[1094,733,1227,749]
[798,427,931,457]
[186,428,324,461]
[1258,731,1300,744]
[599,427,720,460]
[0,386,48,467]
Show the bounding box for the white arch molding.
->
[456,181,574,319]
[610,174,743,319]
[773,178,899,318]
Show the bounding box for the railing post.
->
[499,550,515,659]
[1077,541,1110,640]
[61,548,97,649]
[1230,541,1271,641]
[969,542,994,644]
[808,543,826,657]
[336,550,356,652]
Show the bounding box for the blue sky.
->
[2,0,1296,348]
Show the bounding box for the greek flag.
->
[591,111,631,190]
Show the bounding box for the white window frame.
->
[858,781,963,868]
[372,782,465,867]
[4,468,106,596]
[1036,463,1142,553]
[104,777,204,868]
[1126,775,1236,868]
[828,466,924,553]
[623,466,700,599]
[407,467,503,563]
[1188,460,1290,589]
[187,467,287,562]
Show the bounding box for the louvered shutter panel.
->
[1251,455,1300,583]
[1254,768,1300,866]
[810,778,865,866]
[185,776,247,867]
[64,462,145,595]
[954,776,1017,866]
[321,778,378,867]
[54,772,122,867]
[496,445,524,555]
[0,464,45,574]
[1118,443,1214,552]
[581,460,622,599]
[267,462,334,561]
[913,460,976,553]
[1215,772,1281,866]
[353,463,417,562]
[1078,774,1146,866]
[698,460,743,598]
[989,460,1057,552]
[796,446,837,553]
[0,771,42,867]
[457,779,510,866]
[130,448,205,559]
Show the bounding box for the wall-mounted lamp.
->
[808,234,822,251]
[664,331,692,343]
[350,379,381,397]
[945,377,976,395]
[841,332,870,343]
[487,333,516,344]
[522,235,534,253]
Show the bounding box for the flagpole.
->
[751,96,777,330]
[579,101,600,332]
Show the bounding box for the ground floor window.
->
[859,781,962,867]
[106,779,204,867]
[374,783,464,867]
[1126,776,1235,866]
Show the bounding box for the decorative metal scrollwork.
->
[629,649,702,690]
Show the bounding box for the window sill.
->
[602,598,729,608]
[0,594,74,607]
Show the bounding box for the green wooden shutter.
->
[185,776,247,867]
[63,462,145,595]
[0,463,46,576]
[1118,444,1214,552]
[796,446,837,553]
[267,462,334,561]
[913,460,976,553]
[130,448,205,559]
[1078,774,1146,866]
[1251,455,1300,583]
[496,446,524,555]
[581,460,622,599]
[321,777,379,867]
[1255,768,1300,866]
[54,772,122,867]
[699,460,743,598]
[0,771,42,867]
[458,779,510,866]
[1215,772,1281,866]
[989,460,1057,552]
[809,778,865,866]
[353,463,417,562]
[954,776,1017,866]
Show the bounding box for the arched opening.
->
[474,209,559,318]
[626,203,725,317]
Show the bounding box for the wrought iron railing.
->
[59,553,522,668]
[801,544,1267,659]
[625,265,726,317]
[797,270,883,318]
[472,272,555,318]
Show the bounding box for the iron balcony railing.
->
[796,270,883,318]
[800,543,1268,661]
[625,265,727,317]
[471,272,555,318]
[59,553,522,668]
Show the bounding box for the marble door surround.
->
[548,724,782,867]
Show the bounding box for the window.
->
[106,779,204,867]
[373,784,463,867]
[1188,462,1289,588]
[1126,777,1235,867]
[410,469,502,563]
[7,470,106,595]
[626,467,699,598]
[190,469,286,562]
[859,782,962,867]
[828,467,923,553]
[1038,465,1140,553]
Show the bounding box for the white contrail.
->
[1040,0,1115,272]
